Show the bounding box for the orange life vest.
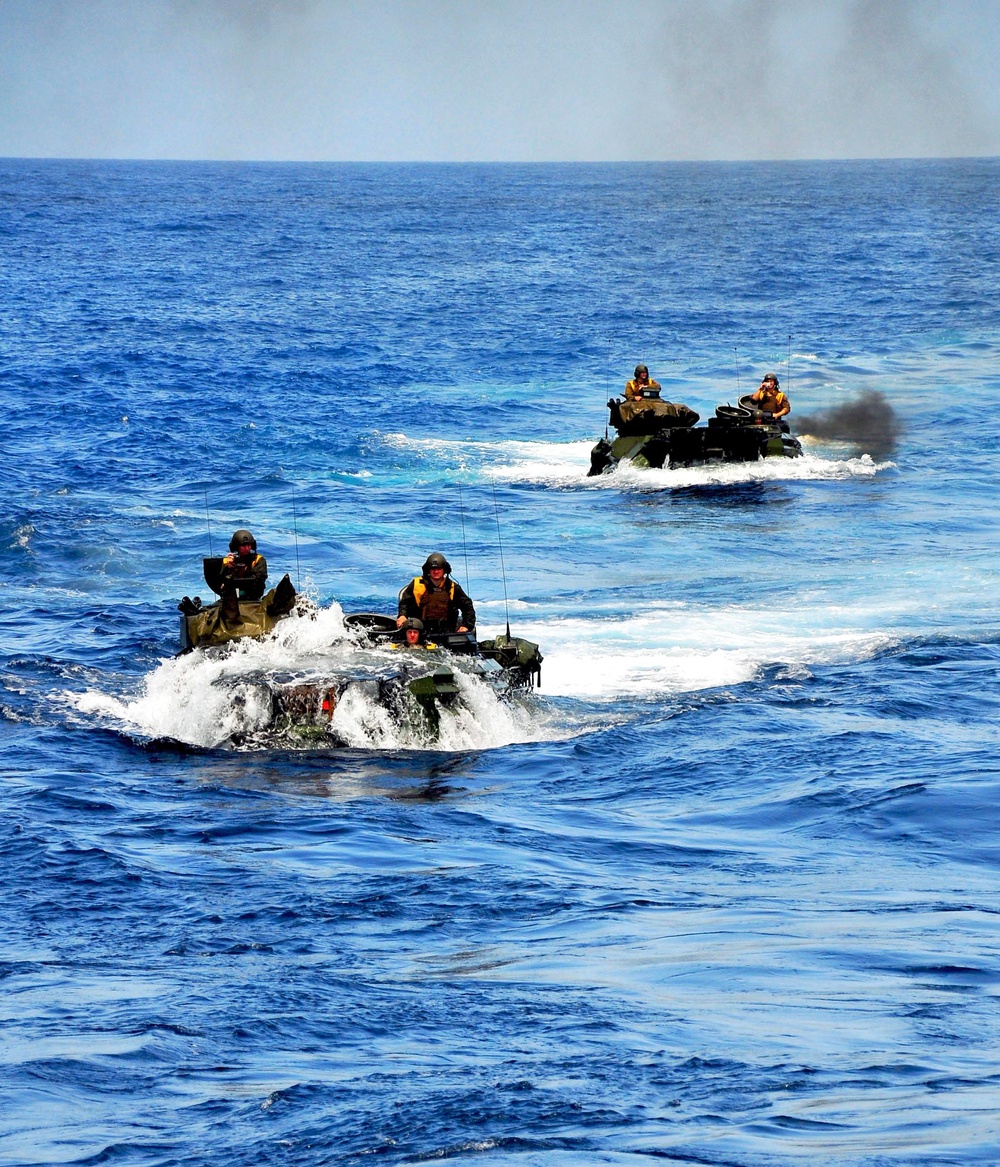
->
[756,389,787,414]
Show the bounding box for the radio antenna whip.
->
[291,484,302,589]
[204,489,214,558]
[786,334,792,399]
[604,338,611,439]
[457,481,472,596]
[491,479,511,640]
[734,346,741,396]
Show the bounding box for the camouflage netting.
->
[184,587,289,649]
[616,399,699,427]
[479,634,544,672]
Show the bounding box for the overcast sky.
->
[1,0,998,161]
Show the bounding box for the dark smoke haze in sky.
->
[795,391,901,458]
[0,0,998,160]
[644,0,997,159]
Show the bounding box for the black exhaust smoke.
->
[795,391,900,457]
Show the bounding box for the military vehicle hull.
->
[589,394,802,475]
[215,613,544,748]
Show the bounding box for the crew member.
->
[220,528,268,600]
[397,552,475,635]
[751,373,790,419]
[390,617,438,651]
[624,364,662,401]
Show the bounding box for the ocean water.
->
[2,157,1000,1166]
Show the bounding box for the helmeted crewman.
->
[624,363,662,402]
[220,528,268,601]
[751,373,790,420]
[397,552,475,635]
[390,617,438,651]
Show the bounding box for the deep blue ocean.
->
[2,157,1000,1166]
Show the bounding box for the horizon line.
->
[2,153,999,166]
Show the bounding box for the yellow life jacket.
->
[412,577,454,624]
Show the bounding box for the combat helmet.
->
[422,552,451,574]
[229,528,257,552]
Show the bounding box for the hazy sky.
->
[1,0,998,161]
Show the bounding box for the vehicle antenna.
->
[604,338,611,440]
[291,484,302,589]
[491,479,511,640]
[786,334,792,399]
[457,481,472,596]
[203,489,214,558]
[734,346,741,396]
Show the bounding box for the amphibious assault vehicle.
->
[588,390,802,475]
[175,571,543,746]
